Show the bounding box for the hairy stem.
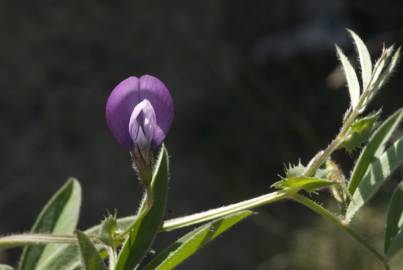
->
[163,190,288,231]
[291,193,390,270]
[0,234,78,248]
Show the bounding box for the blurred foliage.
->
[256,203,403,270]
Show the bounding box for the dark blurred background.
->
[1,0,403,269]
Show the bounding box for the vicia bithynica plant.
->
[0,30,402,270]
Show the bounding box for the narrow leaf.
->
[336,45,361,108]
[32,245,108,270]
[388,47,401,74]
[272,177,333,193]
[373,47,401,91]
[76,231,107,270]
[115,146,169,270]
[372,46,395,88]
[19,178,82,270]
[349,108,403,194]
[348,29,372,89]
[347,136,403,220]
[32,245,81,270]
[385,182,403,257]
[143,211,252,270]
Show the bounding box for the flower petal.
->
[128,99,163,149]
[106,76,141,149]
[139,75,174,145]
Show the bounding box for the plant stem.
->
[291,193,390,270]
[162,190,288,231]
[0,234,77,248]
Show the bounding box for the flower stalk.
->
[0,234,78,248]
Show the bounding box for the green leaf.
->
[373,47,401,93]
[76,231,107,270]
[372,46,395,88]
[32,245,81,270]
[115,145,169,270]
[348,29,372,89]
[0,265,14,270]
[339,110,381,153]
[347,136,403,221]
[19,178,82,270]
[385,182,403,257]
[348,108,403,194]
[387,47,401,75]
[32,245,107,270]
[272,177,333,193]
[143,211,252,270]
[336,45,361,108]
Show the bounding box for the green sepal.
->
[339,110,381,153]
[97,213,117,247]
[115,145,169,270]
[285,162,327,179]
[285,162,305,178]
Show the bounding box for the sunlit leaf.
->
[76,231,107,270]
[348,108,403,194]
[348,29,372,89]
[336,45,361,108]
[372,47,401,93]
[285,162,327,179]
[19,178,82,270]
[372,46,395,88]
[143,211,252,270]
[385,182,403,257]
[347,136,403,220]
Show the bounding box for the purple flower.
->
[106,75,174,151]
